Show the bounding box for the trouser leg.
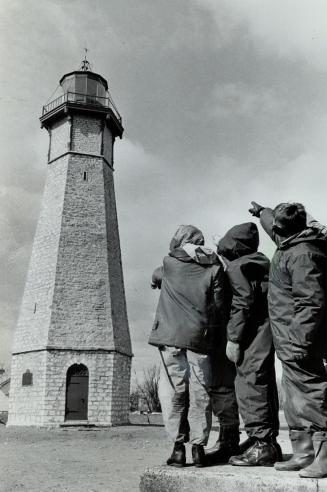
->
[267,368,280,432]
[158,347,190,443]
[282,357,327,431]
[236,320,279,440]
[187,350,212,445]
[209,347,239,429]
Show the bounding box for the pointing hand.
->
[249,201,265,218]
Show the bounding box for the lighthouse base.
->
[8,350,131,427]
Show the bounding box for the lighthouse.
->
[8,58,132,426]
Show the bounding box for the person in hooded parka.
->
[216,222,281,466]
[249,202,327,479]
[149,224,231,467]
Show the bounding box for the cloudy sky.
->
[1,0,327,380]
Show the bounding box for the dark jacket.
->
[260,208,327,362]
[148,246,226,354]
[218,222,270,343]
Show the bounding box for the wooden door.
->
[65,364,89,421]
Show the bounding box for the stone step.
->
[139,464,327,492]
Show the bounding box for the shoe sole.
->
[167,463,185,468]
[299,472,327,479]
[275,460,314,472]
[230,461,276,467]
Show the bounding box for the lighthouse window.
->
[97,84,105,99]
[22,370,33,386]
[87,78,97,97]
[75,74,87,95]
[83,172,88,181]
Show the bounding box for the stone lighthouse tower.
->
[8,59,132,426]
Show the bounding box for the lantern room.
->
[40,59,123,138]
[59,70,108,106]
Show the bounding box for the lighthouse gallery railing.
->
[42,91,122,123]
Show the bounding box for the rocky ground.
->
[0,413,291,492]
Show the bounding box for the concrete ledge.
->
[140,465,327,492]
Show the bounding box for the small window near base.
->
[22,370,33,386]
[83,172,88,181]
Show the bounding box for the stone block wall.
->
[43,351,120,426]
[49,117,71,161]
[8,351,131,426]
[48,154,130,352]
[8,352,47,426]
[14,149,131,354]
[104,163,132,355]
[71,115,102,155]
[49,115,106,163]
[103,125,113,164]
[111,353,132,424]
[13,156,69,354]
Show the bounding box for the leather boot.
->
[192,444,206,467]
[205,426,240,465]
[166,442,186,467]
[299,432,327,478]
[238,437,256,455]
[275,430,314,471]
[229,437,280,466]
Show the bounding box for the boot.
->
[238,437,256,455]
[275,430,314,471]
[205,426,240,465]
[192,444,206,467]
[229,437,280,466]
[166,442,186,467]
[299,432,327,478]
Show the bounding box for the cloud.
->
[211,82,285,118]
[1,0,327,379]
[115,130,327,375]
[196,0,327,69]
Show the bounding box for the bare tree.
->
[135,364,161,413]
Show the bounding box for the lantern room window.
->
[87,78,97,97]
[75,74,87,95]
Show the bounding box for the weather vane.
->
[81,47,91,71]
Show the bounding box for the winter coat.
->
[148,246,226,355]
[260,208,327,362]
[218,222,270,344]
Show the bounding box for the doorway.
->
[65,364,89,421]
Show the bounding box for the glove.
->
[249,201,265,218]
[151,267,163,289]
[226,341,241,364]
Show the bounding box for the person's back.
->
[250,201,327,478]
[149,224,226,468]
[149,243,224,354]
[217,222,281,466]
[262,226,327,362]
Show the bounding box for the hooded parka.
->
[218,222,279,440]
[149,225,228,447]
[260,208,327,431]
[149,234,226,355]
